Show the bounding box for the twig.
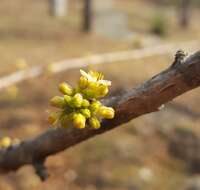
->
[0,50,200,179]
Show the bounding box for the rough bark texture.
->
[0,50,200,175]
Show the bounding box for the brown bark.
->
[82,0,92,32]
[0,50,200,176]
[180,0,191,28]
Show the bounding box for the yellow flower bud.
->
[72,113,86,129]
[71,93,83,108]
[88,82,100,92]
[89,117,101,129]
[80,108,91,118]
[48,111,60,125]
[98,106,115,119]
[90,100,101,112]
[97,85,108,97]
[79,76,88,88]
[59,82,73,95]
[82,99,90,107]
[50,96,66,108]
[0,137,12,148]
[64,95,72,104]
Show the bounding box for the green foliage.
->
[48,70,115,129]
[150,13,167,36]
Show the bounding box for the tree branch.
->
[0,50,200,176]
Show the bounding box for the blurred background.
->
[0,0,200,189]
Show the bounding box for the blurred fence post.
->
[179,0,190,28]
[49,0,67,17]
[82,0,92,32]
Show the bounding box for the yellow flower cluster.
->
[48,70,115,129]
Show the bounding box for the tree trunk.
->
[180,0,190,28]
[82,0,92,32]
[49,0,67,17]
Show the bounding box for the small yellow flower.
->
[71,93,83,108]
[89,117,101,129]
[82,99,90,107]
[98,106,115,119]
[97,85,108,97]
[72,113,86,129]
[90,100,101,112]
[80,108,91,118]
[59,82,73,95]
[50,96,66,108]
[48,69,114,129]
[0,137,12,148]
[48,111,60,125]
[89,70,104,80]
[79,76,89,89]
[64,95,72,104]
[80,69,111,86]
